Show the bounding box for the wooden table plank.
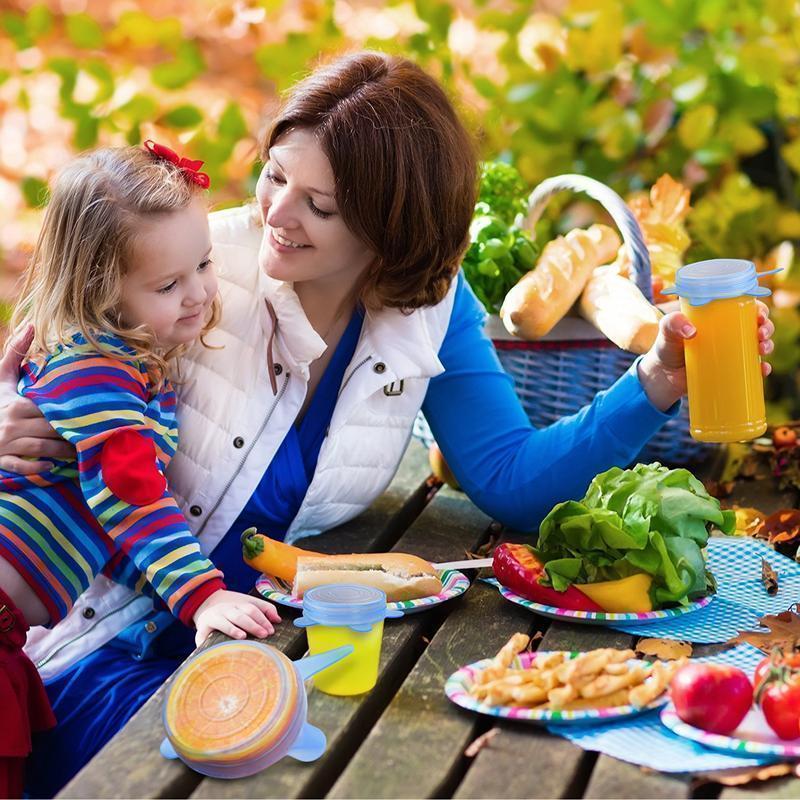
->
[454,724,594,800]
[721,776,800,799]
[191,484,494,799]
[59,441,433,800]
[585,758,691,799]
[328,573,541,800]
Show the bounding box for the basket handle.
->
[523,174,653,302]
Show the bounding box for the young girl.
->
[0,142,279,796]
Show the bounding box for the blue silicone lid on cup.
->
[294,584,403,632]
[662,258,779,307]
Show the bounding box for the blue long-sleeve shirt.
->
[423,274,677,531]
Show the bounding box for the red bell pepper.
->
[492,543,603,612]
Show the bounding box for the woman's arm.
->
[421,274,679,532]
[0,325,74,473]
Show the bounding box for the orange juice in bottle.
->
[663,259,776,443]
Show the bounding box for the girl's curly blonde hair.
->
[10,145,220,388]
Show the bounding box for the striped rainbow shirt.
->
[0,334,224,626]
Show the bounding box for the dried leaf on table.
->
[635,638,693,660]
[732,506,765,537]
[728,606,800,653]
[470,523,503,559]
[693,762,796,788]
[762,558,779,595]
[527,630,543,650]
[464,728,500,757]
[755,509,800,558]
[703,479,734,499]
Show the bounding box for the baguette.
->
[579,266,662,354]
[293,553,443,602]
[500,224,621,340]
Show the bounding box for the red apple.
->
[670,663,753,735]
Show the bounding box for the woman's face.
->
[256,127,376,288]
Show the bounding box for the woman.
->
[0,51,774,795]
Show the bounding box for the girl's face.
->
[120,195,218,350]
[255,127,376,289]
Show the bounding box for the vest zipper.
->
[35,594,145,669]
[338,355,373,399]
[195,370,290,538]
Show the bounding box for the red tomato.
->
[760,681,800,740]
[755,652,800,693]
[755,651,800,740]
[491,543,603,612]
[670,663,753,735]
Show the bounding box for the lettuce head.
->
[534,462,736,607]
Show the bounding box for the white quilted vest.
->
[26,205,456,679]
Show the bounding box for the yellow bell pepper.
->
[575,573,653,613]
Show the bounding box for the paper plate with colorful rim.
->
[484,578,713,626]
[661,705,800,759]
[255,569,469,616]
[445,651,667,725]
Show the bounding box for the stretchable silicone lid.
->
[294,584,403,630]
[163,641,301,764]
[662,258,778,307]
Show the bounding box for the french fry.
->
[474,633,531,684]
[629,658,686,708]
[533,652,567,670]
[548,683,578,708]
[559,688,632,711]
[510,684,549,706]
[580,665,647,699]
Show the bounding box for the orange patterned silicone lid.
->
[165,642,299,762]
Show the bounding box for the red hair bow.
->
[143,139,210,189]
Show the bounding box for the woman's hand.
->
[193,589,282,646]
[0,325,74,474]
[637,300,775,412]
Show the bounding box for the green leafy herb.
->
[462,161,545,313]
[535,462,736,607]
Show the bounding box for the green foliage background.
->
[2,0,799,406]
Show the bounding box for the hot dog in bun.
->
[292,553,443,602]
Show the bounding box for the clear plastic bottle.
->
[664,259,776,443]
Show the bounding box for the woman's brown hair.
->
[263,51,478,309]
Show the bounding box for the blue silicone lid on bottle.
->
[294,584,403,632]
[662,258,778,307]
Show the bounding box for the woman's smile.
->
[270,228,311,252]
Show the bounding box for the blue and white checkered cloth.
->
[611,536,800,643]
[548,644,776,772]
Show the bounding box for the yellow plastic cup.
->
[663,259,776,443]
[294,584,402,696]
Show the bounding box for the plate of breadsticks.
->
[445,633,686,724]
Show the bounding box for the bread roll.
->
[293,553,443,602]
[500,224,621,339]
[579,266,662,354]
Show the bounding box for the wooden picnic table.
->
[60,439,800,799]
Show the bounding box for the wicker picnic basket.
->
[415,173,714,467]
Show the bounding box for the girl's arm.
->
[22,346,225,626]
[421,273,678,532]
